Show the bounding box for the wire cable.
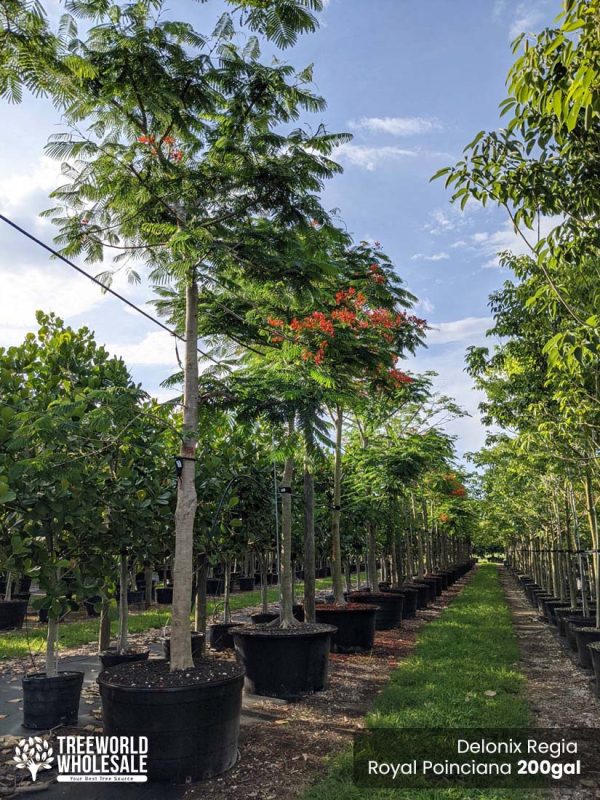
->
[0,212,231,371]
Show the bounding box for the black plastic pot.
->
[543,601,571,626]
[99,649,150,671]
[163,633,205,661]
[267,573,279,585]
[206,578,224,595]
[22,671,84,729]
[396,587,418,618]
[589,642,600,697]
[314,605,377,652]
[347,591,403,630]
[98,661,244,782]
[84,596,101,618]
[250,611,279,625]
[406,582,430,608]
[208,622,244,651]
[233,624,336,699]
[420,577,442,598]
[555,607,582,637]
[575,627,600,669]
[156,587,173,604]
[238,577,255,592]
[433,572,449,591]
[566,616,597,651]
[0,599,28,630]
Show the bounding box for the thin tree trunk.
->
[144,563,153,609]
[118,552,129,652]
[98,597,111,652]
[194,554,208,637]
[279,418,295,627]
[331,405,345,604]
[367,523,377,589]
[584,469,600,628]
[223,558,231,624]
[171,274,198,670]
[46,616,59,678]
[303,451,316,623]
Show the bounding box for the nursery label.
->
[55,735,148,782]
[353,728,600,789]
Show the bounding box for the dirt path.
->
[501,569,600,799]
[184,575,473,800]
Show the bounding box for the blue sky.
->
[0,0,557,456]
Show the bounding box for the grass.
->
[303,564,531,800]
[0,577,333,660]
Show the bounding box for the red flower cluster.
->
[439,512,450,523]
[137,134,183,162]
[290,311,334,336]
[388,368,413,385]
[451,487,466,497]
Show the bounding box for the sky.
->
[0,0,558,458]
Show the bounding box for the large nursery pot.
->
[238,577,255,592]
[156,587,173,604]
[406,582,431,608]
[588,642,600,697]
[163,632,205,662]
[555,607,582,636]
[347,591,403,630]
[0,599,28,630]
[420,576,442,598]
[208,622,244,652]
[543,601,572,626]
[98,659,244,782]
[206,578,224,595]
[22,671,84,730]
[574,627,600,669]
[233,624,336,700]
[383,587,418,619]
[84,596,101,618]
[99,649,150,671]
[314,604,377,653]
[250,611,279,625]
[566,616,597,651]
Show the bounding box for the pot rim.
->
[23,670,84,682]
[232,623,337,639]
[97,663,244,692]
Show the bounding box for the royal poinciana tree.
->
[45,0,346,668]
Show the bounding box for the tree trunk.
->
[331,405,345,604]
[367,523,377,589]
[279,418,295,627]
[45,615,59,678]
[194,554,208,639]
[144,563,153,609]
[584,469,600,628]
[118,552,129,652]
[223,558,231,623]
[303,452,316,623]
[98,597,111,652]
[171,274,198,670]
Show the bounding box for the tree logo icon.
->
[12,737,54,781]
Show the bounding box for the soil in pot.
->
[208,622,244,652]
[156,587,173,604]
[99,649,150,671]
[250,611,279,625]
[575,627,600,669]
[163,632,205,662]
[98,658,244,783]
[22,671,84,730]
[0,599,28,630]
[314,604,377,652]
[232,623,336,700]
[347,591,403,630]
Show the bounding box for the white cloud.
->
[0,263,108,346]
[0,156,62,210]
[451,240,467,248]
[349,116,442,136]
[106,330,179,366]
[426,316,493,345]
[509,4,545,39]
[335,143,418,170]
[470,215,562,267]
[411,252,449,262]
[415,297,435,314]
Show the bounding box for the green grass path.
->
[304,564,530,800]
[0,578,333,660]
